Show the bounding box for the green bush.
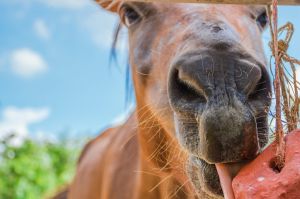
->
[0,135,81,199]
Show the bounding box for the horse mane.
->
[110,22,133,107]
[109,22,121,67]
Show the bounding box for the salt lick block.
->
[232,130,300,199]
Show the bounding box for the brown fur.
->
[68,112,199,198]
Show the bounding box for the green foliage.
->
[0,135,81,199]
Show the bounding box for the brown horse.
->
[62,1,272,199]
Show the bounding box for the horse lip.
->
[193,155,249,178]
[189,156,250,198]
[216,161,250,179]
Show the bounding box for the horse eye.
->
[121,6,141,27]
[256,11,268,29]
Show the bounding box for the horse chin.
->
[186,155,247,198]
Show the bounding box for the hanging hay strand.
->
[268,0,300,170]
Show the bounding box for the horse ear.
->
[95,0,121,12]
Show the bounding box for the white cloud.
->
[10,48,47,78]
[33,19,51,40]
[82,12,128,51]
[0,107,50,146]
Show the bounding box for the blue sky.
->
[0,1,299,140]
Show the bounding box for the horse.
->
[58,1,272,198]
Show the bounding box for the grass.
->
[0,134,83,199]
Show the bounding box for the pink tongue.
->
[215,163,235,199]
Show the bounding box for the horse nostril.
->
[248,76,264,100]
[170,69,207,104]
[178,70,207,101]
[247,67,269,101]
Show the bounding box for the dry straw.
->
[268,0,300,169]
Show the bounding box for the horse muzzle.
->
[168,49,271,163]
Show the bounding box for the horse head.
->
[97,1,271,197]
